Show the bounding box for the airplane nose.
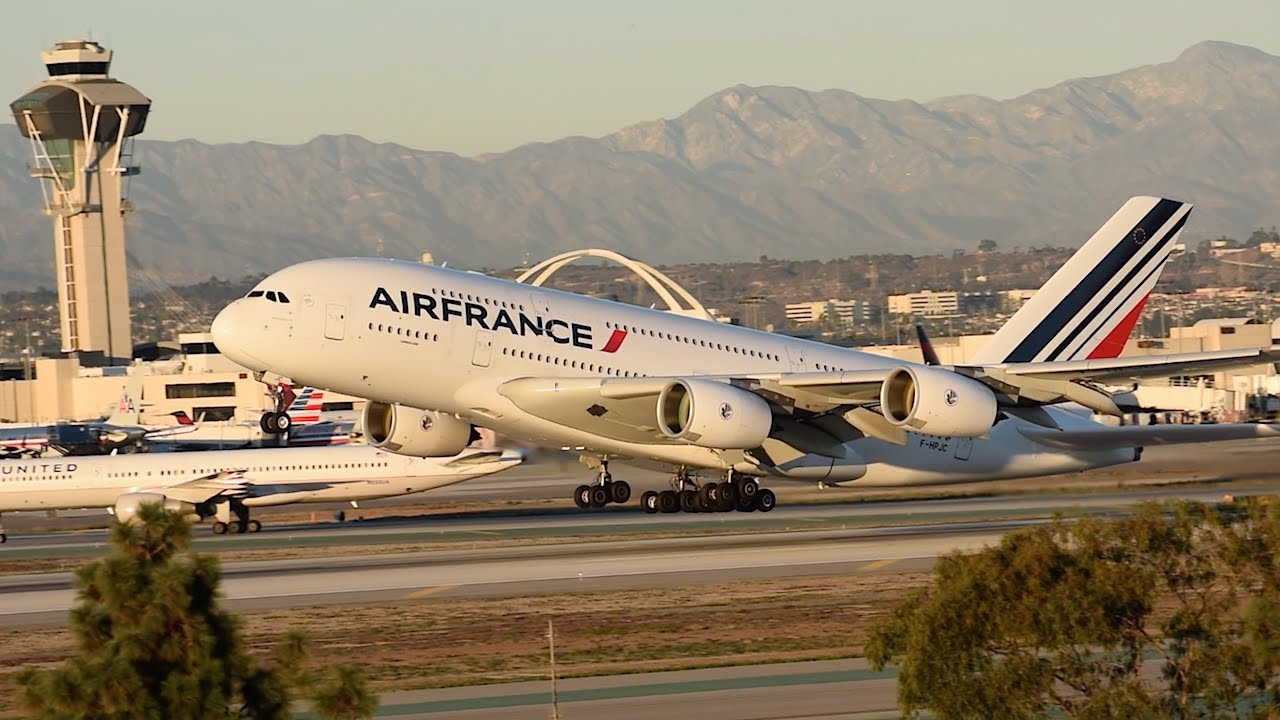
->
[211,299,266,369]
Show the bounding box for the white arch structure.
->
[514,248,715,321]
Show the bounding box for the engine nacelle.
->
[113,492,196,524]
[657,378,773,449]
[362,402,473,457]
[880,365,997,438]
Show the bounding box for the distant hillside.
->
[2,41,1279,287]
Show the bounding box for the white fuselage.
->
[212,258,1136,487]
[0,443,520,512]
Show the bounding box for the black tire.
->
[659,490,680,513]
[738,477,759,498]
[0,533,6,544]
[755,488,776,513]
[718,481,738,505]
[273,412,292,433]
[680,489,700,513]
[734,491,756,512]
[573,485,592,509]
[211,521,229,535]
[700,483,718,504]
[641,491,659,514]
[233,521,248,534]
[260,412,278,434]
[589,486,610,508]
[247,519,263,533]
[609,480,632,504]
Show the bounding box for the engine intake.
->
[657,379,773,449]
[362,402,474,457]
[880,365,997,438]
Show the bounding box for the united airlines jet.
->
[0,443,523,543]
[211,197,1280,514]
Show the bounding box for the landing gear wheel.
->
[659,490,680,513]
[247,519,262,533]
[755,488,776,513]
[0,533,6,544]
[734,492,756,512]
[272,412,292,433]
[700,484,718,504]
[718,481,737,506]
[233,521,249,534]
[737,478,759,499]
[573,485,592,509]
[211,521,229,535]
[589,486,610,508]
[260,412,278,434]
[679,490,700,513]
[641,491,660,514]
[608,480,632,504]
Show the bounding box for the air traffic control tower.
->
[10,40,150,364]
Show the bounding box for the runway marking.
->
[405,584,458,599]
[859,558,898,572]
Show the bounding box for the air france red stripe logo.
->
[600,329,628,353]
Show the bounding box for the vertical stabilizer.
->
[971,196,1193,364]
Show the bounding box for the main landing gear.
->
[640,470,775,514]
[573,460,632,509]
[209,500,262,535]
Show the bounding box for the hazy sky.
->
[3,0,1277,156]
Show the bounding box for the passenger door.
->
[471,330,494,368]
[324,304,346,341]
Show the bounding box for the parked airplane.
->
[0,442,524,542]
[211,196,1280,514]
[147,387,347,451]
[0,381,194,458]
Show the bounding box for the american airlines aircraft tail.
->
[971,196,1193,364]
[210,195,1280,515]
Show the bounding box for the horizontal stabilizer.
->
[1019,422,1280,451]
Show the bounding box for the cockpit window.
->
[265,291,278,302]
[277,292,290,303]
[247,290,264,298]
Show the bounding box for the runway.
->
[372,659,898,719]
[0,520,988,625]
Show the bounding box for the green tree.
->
[310,665,380,720]
[867,501,1280,719]
[977,238,999,253]
[17,504,376,719]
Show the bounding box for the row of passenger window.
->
[370,322,440,342]
[603,320,781,361]
[500,346,642,377]
[147,461,389,477]
[436,287,527,313]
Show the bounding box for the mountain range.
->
[1,40,1278,288]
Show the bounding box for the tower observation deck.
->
[9,40,150,363]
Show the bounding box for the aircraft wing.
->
[153,469,250,504]
[981,346,1280,383]
[1019,422,1280,450]
[497,373,900,451]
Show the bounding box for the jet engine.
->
[113,493,197,524]
[657,378,773,449]
[362,402,474,457]
[879,365,997,438]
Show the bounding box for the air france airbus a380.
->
[212,197,1280,514]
